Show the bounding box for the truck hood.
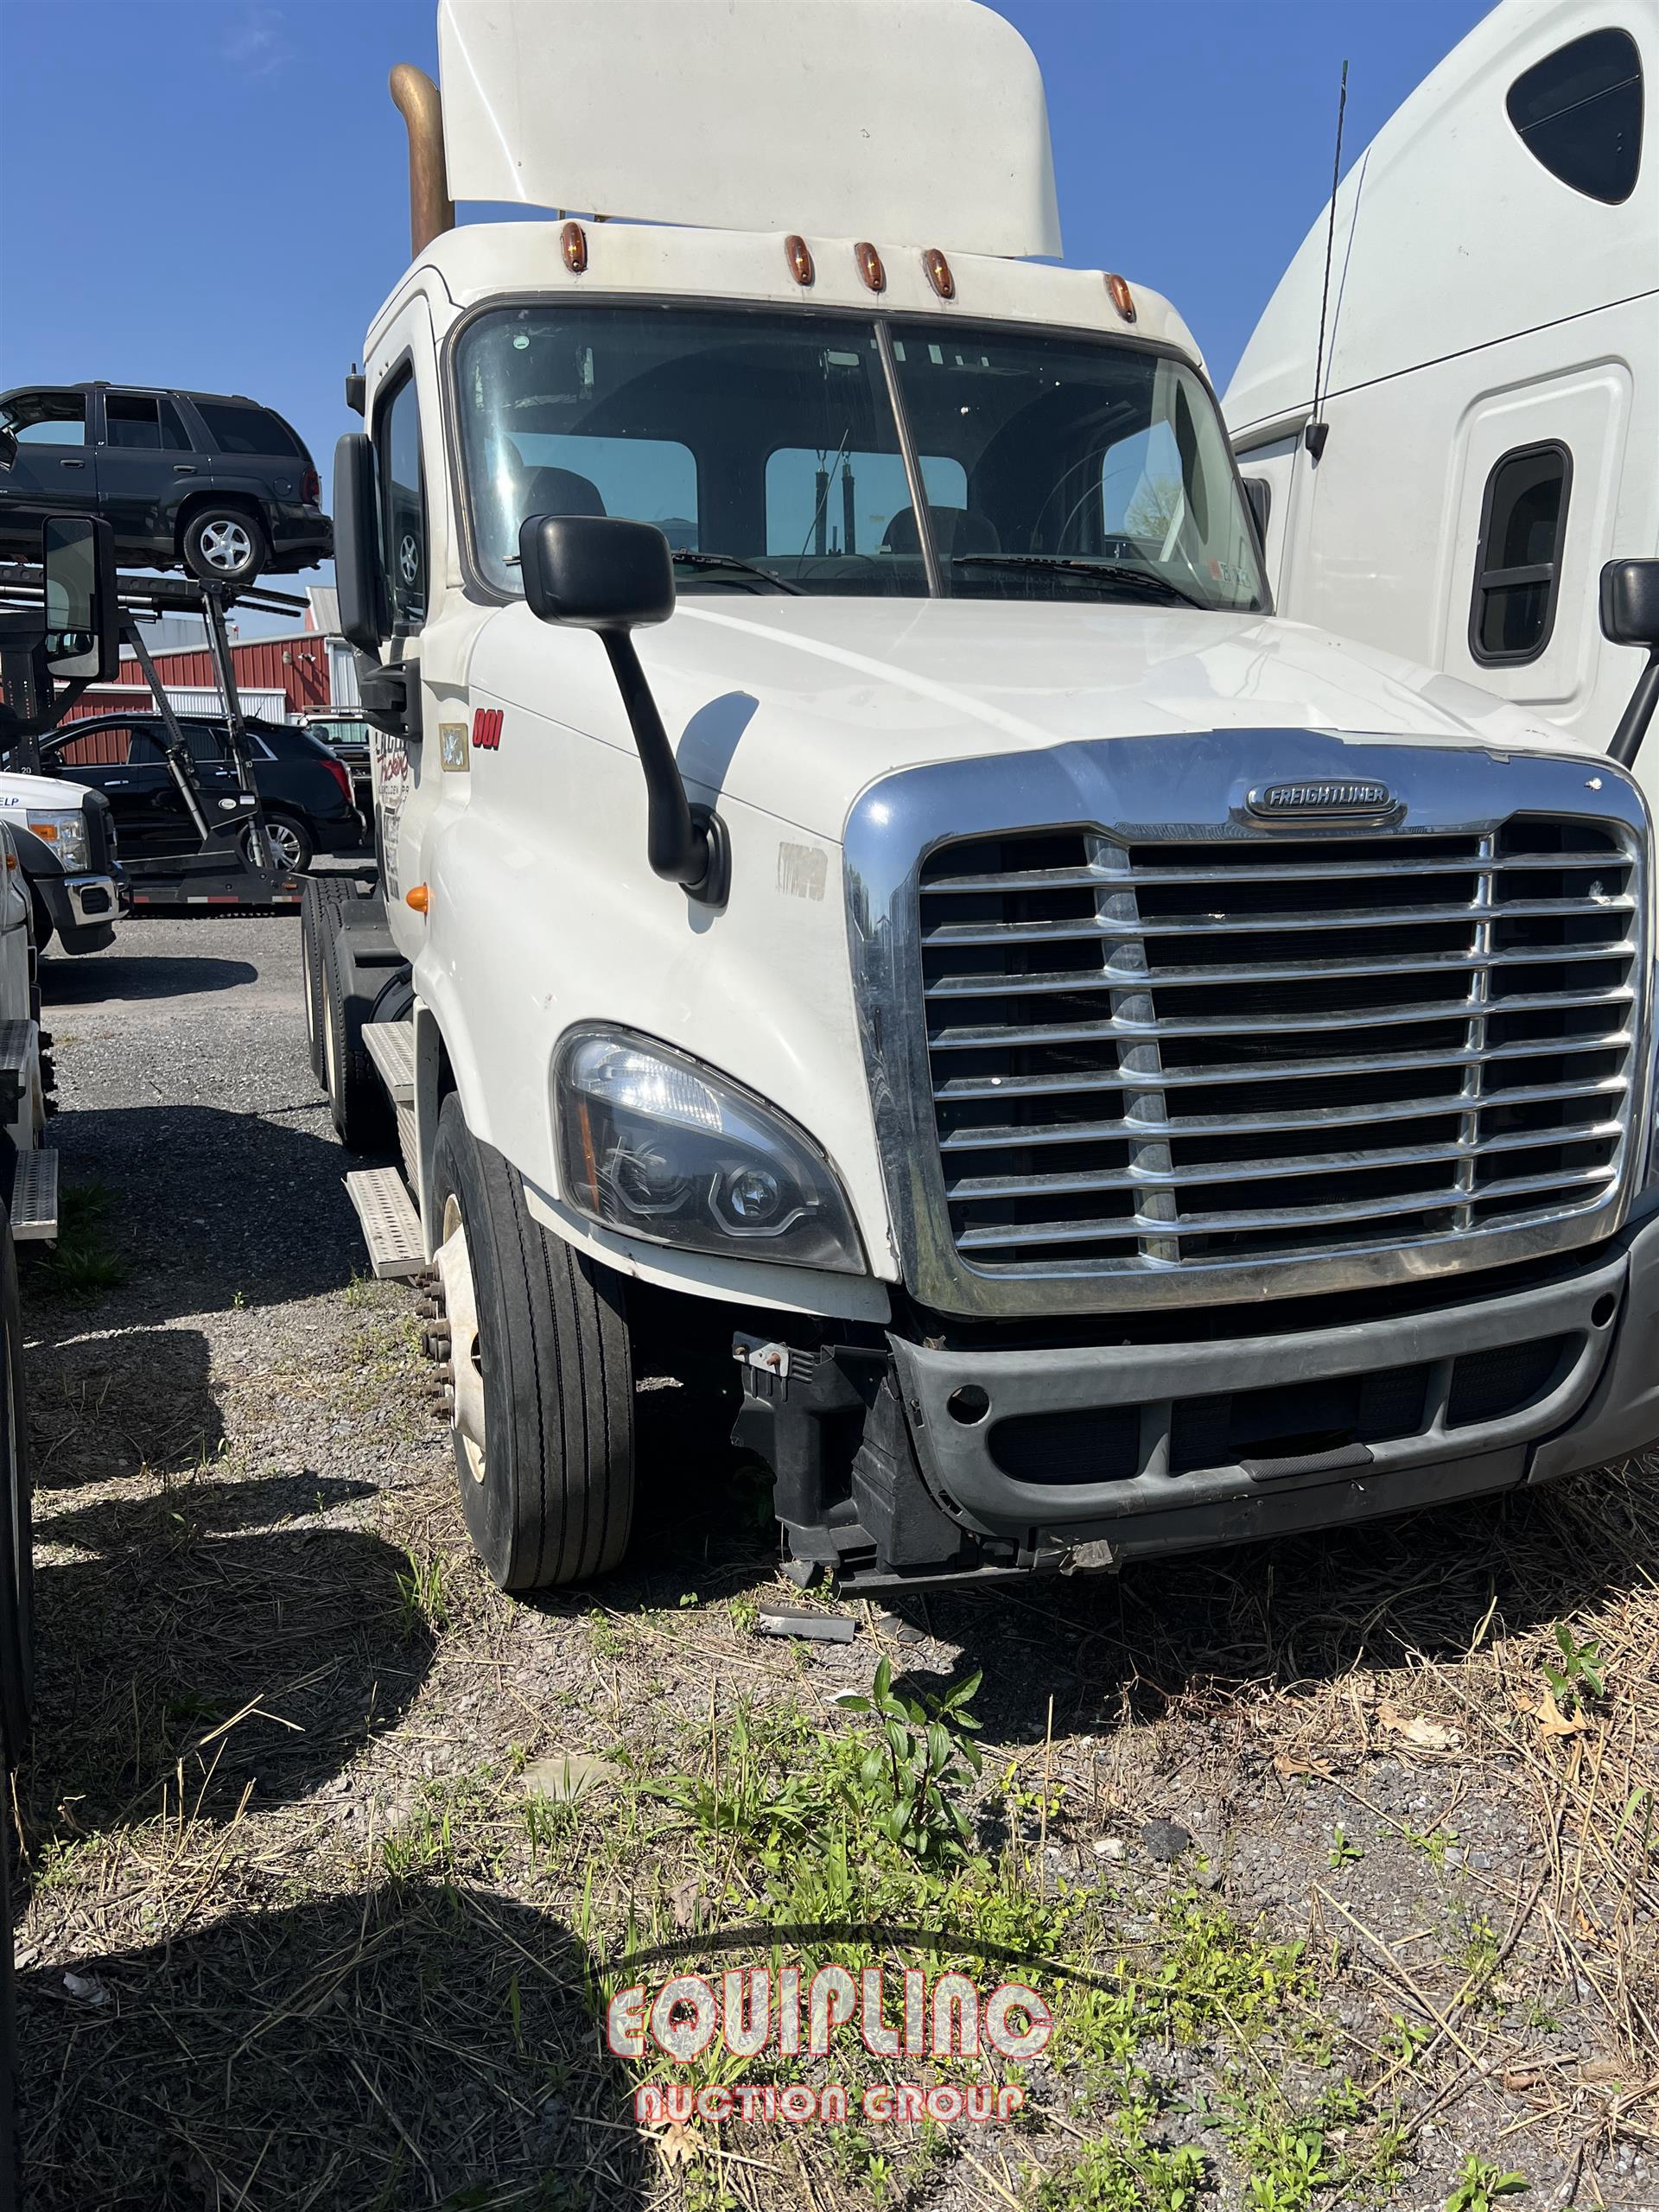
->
[607,599,1599,841]
[0,769,92,815]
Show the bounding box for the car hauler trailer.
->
[0,563,312,914]
[1223,0,1659,766]
[313,0,1659,1600]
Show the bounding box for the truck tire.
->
[300,876,363,1087]
[1,1743,15,2208]
[431,1095,634,1590]
[0,1222,31,1766]
[321,921,395,1153]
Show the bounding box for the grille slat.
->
[925,854,1626,894]
[923,894,1632,949]
[931,982,1634,1050]
[919,818,1639,1277]
[945,1120,1624,1201]
[938,1074,1629,1150]
[925,940,1635,997]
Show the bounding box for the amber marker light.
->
[406,884,430,914]
[1104,271,1136,322]
[562,220,588,274]
[785,233,815,286]
[924,248,955,300]
[855,240,886,293]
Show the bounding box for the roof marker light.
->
[562,220,588,274]
[924,248,955,300]
[855,240,886,294]
[1104,272,1136,323]
[785,234,815,286]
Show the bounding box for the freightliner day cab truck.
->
[311,0,1659,1600]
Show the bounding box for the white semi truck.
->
[309,0,1659,1599]
[1224,0,1658,762]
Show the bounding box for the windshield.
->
[453,305,1265,612]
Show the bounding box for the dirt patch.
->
[10,920,1659,2209]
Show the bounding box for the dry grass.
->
[12,1284,1659,2209]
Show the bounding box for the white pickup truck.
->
[309,0,1659,1600]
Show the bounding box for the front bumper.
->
[740,1208,1659,1588]
[893,1210,1659,1568]
[62,873,123,927]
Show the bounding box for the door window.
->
[1469,442,1573,664]
[1508,29,1643,204]
[104,394,194,451]
[375,371,427,632]
[2,391,86,447]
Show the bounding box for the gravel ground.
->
[9,915,1659,2210]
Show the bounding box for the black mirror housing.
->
[333,432,387,653]
[42,514,118,682]
[1601,559,1659,652]
[519,514,675,632]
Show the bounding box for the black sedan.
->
[41,714,365,871]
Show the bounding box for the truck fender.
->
[410,989,512,1255]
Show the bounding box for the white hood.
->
[0,768,92,816]
[479,599,1604,843]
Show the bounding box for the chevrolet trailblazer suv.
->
[0,384,332,587]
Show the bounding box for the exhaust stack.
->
[390,62,454,258]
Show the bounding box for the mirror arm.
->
[1608,652,1659,770]
[599,630,729,905]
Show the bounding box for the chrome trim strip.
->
[843,729,1653,1319]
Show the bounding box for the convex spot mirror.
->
[1600,559,1659,652]
[43,514,118,682]
[518,514,675,632]
[518,513,729,905]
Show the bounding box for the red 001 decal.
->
[473,707,503,751]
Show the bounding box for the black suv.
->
[41,714,364,870]
[0,385,331,586]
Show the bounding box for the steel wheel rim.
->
[200,518,251,573]
[437,1195,486,1484]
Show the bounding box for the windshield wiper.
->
[951,553,1205,609]
[671,550,804,595]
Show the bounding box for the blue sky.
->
[1,0,1490,626]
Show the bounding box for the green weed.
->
[1446,2157,1529,2212]
[1542,1621,1605,1711]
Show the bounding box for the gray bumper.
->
[892,1210,1659,1565]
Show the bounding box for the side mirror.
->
[333,432,387,653]
[42,514,118,682]
[518,515,728,905]
[1602,558,1659,769]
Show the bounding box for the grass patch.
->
[30,1179,126,1299]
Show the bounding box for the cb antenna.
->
[1305,58,1350,461]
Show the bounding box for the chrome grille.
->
[918,818,1639,1278]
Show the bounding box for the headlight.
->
[25,810,89,872]
[556,1030,865,1272]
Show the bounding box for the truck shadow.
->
[29,1101,365,1321]
[40,950,259,1002]
[16,1324,433,1850]
[14,1885,651,2209]
[880,1460,1659,1750]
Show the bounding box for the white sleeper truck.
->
[312,0,1659,1599]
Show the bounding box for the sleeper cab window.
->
[1507,28,1643,204]
[1469,442,1573,665]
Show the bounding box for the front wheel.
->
[431,1095,635,1590]
[181,507,268,587]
